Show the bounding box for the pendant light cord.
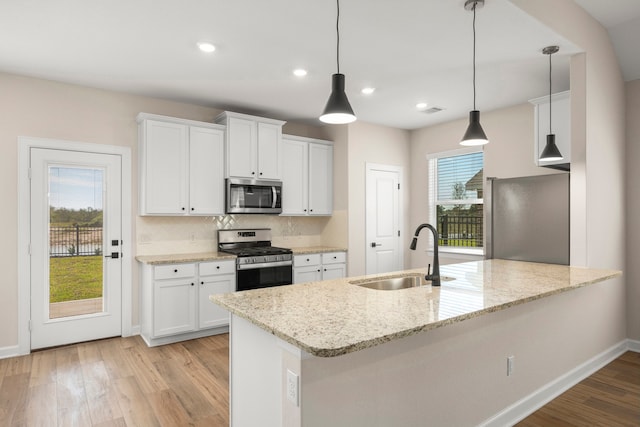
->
[336,0,340,74]
[549,50,552,134]
[472,4,477,110]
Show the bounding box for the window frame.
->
[427,146,484,256]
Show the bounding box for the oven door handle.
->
[237,260,293,270]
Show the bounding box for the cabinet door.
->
[189,126,225,215]
[293,265,322,284]
[322,263,346,281]
[199,274,234,329]
[153,279,196,337]
[142,120,188,214]
[308,143,333,215]
[227,117,257,178]
[257,122,281,180]
[281,138,308,215]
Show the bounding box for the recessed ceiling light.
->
[197,42,216,53]
[361,87,375,95]
[416,102,428,110]
[293,69,308,77]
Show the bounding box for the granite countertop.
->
[136,252,236,265]
[211,259,621,358]
[289,246,347,255]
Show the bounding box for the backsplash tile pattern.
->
[136,214,330,256]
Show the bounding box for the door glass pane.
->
[48,167,104,319]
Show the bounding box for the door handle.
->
[105,252,120,259]
[371,242,382,248]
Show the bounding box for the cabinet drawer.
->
[154,263,196,280]
[322,252,346,265]
[200,260,235,276]
[293,254,321,267]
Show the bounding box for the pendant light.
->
[460,0,489,146]
[539,45,563,161]
[319,0,356,124]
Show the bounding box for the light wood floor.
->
[0,334,637,427]
[0,334,229,426]
[517,351,640,426]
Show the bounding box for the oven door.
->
[236,261,292,291]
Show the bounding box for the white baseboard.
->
[126,324,141,337]
[479,339,632,427]
[0,345,21,360]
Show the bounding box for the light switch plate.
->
[286,369,299,406]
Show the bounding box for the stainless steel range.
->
[218,228,292,291]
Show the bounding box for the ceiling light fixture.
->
[361,87,375,95]
[416,102,428,110]
[197,42,216,53]
[460,0,489,146]
[539,45,563,161]
[293,69,308,77]
[319,0,356,124]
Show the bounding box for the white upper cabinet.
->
[529,91,571,169]
[216,111,286,180]
[281,135,333,216]
[138,113,225,216]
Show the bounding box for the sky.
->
[49,167,104,210]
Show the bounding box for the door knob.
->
[105,252,120,259]
[371,242,382,248]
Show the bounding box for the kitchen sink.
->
[349,273,453,290]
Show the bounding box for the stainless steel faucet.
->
[409,223,441,287]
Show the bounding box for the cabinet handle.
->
[181,207,185,211]
[317,269,321,272]
[174,269,178,273]
[324,268,327,271]
[259,172,263,176]
[310,209,313,212]
[191,207,194,211]
[306,258,310,262]
[333,256,337,259]
[191,282,194,286]
[201,281,204,285]
[251,171,255,175]
[304,209,307,212]
[216,266,220,269]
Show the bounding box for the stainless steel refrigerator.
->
[486,174,569,265]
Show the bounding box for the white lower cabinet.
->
[140,260,235,346]
[292,252,347,284]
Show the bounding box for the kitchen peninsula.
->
[212,260,621,427]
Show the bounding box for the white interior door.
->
[365,163,402,274]
[30,148,122,349]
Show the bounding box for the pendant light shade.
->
[320,0,356,124]
[461,0,489,146]
[320,73,356,124]
[539,45,563,161]
[540,134,563,160]
[460,110,488,146]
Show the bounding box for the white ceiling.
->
[0,0,634,130]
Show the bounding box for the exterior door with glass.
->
[30,148,122,349]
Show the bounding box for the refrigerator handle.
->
[485,177,496,260]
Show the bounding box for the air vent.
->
[421,107,445,114]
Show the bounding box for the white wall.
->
[344,121,411,276]
[0,72,333,350]
[626,79,640,340]
[409,102,562,267]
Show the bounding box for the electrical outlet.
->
[507,355,515,376]
[286,369,299,406]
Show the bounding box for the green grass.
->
[49,256,103,303]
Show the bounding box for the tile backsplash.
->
[136,214,331,255]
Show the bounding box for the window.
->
[428,148,483,251]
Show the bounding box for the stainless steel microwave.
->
[225,178,282,214]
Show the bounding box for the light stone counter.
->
[136,251,236,265]
[289,246,347,255]
[211,259,620,357]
